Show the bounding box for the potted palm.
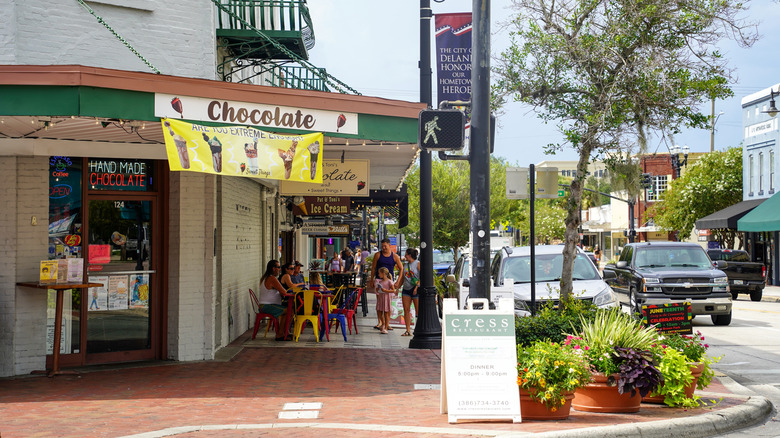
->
[566,309,662,413]
[516,340,592,420]
[644,331,719,407]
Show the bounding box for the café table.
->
[17,281,104,377]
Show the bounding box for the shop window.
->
[759,152,764,194]
[749,154,754,195]
[771,151,775,192]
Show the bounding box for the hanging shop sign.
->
[291,196,351,216]
[280,159,369,196]
[300,224,350,235]
[161,118,323,182]
[155,94,357,135]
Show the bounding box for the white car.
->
[445,252,471,309]
[490,245,619,316]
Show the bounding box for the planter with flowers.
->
[567,309,663,413]
[643,331,719,407]
[516,340,592,420]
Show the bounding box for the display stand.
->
[440,298,521,423]
[17,281,103,377]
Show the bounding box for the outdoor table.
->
[17,281,104,377]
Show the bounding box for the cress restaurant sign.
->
[154,94,358,135]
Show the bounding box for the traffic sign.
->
[418,109,465,151]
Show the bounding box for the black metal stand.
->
[409,286,442,349]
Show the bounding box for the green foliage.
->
[571,309,659,375]
[647,347,698,407]
[493,0,757,299]
[517,341,593,409]
[653,147,743,243]
[515,298,596,347]
[657,331,709,363]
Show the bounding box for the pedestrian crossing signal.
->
[418,109,465,151]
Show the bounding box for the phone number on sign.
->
[458,400,509,407]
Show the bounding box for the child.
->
[374,267,396,334]
[309,272,327,292]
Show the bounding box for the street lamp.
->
[670,144,689,178]
[710,110,723,153]
[764,89,779,118]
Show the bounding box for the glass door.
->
[86,198,157,359]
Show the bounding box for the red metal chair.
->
[248,288,279,339]
[335,287,363,335]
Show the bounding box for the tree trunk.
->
[561,140,593,303]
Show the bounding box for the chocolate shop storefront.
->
[0,65,422,377]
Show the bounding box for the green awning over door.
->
[738,192,780,232]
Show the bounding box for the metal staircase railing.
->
[214,0,359,94]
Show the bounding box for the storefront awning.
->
[695,199,765,230]
[738,192,780,232]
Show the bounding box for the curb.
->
[517,396,773,438]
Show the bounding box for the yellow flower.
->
[560,398,566,405]
[550,407,557,412]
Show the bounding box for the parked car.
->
[432,249,455,276]
[603,242,732,325]
[707,249,766,301]
[445,252,471,309]
[491,245,619,316]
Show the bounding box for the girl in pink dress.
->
[374,267,396,334]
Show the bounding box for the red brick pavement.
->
[0,344,743,438]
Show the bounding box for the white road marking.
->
[278,411,319,419]
[283,402,323,410]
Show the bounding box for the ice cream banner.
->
[161,118,323,183]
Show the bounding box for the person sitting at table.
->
[290,261,306,287]
[279,262,303,291]
[259,260,291,341]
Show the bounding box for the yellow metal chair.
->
[292,290,320,342]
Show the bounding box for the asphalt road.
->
[694,291,780,437]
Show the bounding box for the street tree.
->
[494,0,757,301]
[652,147,743,248]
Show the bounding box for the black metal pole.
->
[410,0,442,349]
[628,200,636,243]
[529,164,536,315]
[468,0,491,303]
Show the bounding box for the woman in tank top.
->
[369,238,404,330]
[258,259,291,341]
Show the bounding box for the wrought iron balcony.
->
[216,0,315,61]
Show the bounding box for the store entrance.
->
[85,197,160,363]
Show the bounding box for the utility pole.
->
[468,0,492,302]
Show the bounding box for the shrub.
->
[515,298,596,347]
[517,340,592,409]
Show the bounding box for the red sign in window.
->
[88,244,111,264]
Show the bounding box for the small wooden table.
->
[17,281,104,377]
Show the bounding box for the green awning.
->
[737,192,780,232]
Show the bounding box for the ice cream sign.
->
[155,94,357,135]
[161,118,323,183]
[280,159,369,196]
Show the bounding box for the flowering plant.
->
[567,309,662,396]
[653,331,719,389]
[517,340,592,410]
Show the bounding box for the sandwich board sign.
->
[440,298,521,423]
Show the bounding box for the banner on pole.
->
[435,13,472,104]
[161,118,323,183]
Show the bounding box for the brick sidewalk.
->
[0,337,746,438]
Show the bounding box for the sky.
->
[307,1,780,167]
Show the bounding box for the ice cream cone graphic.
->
[278,140,297,179]
[164,120,190,169]
[307,141,320,179]
[293,196,307,215]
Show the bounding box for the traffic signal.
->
[418,109,465,151]
[640,173,652,189]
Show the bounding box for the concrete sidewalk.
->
[0,299,774,438]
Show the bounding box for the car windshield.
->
[502,253,599,283]
[432,250,454,264]
[635,247,712,268]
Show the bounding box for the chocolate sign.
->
[280,159,370,196]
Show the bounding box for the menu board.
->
[440,298,521,423]
[642,302,693,334]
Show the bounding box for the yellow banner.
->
[161,118,323,183]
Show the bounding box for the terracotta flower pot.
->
[572,373,641,413]
[643,362,705,404]
[518,388,574,420]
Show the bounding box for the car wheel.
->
[731,291,739,300]
[629,288,642,317]
[711,312,732,326]
[750,288,763,302]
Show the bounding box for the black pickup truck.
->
[707,249,765,302]
[603,242,732,326]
